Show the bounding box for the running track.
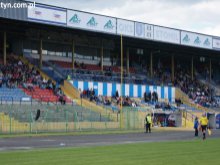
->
[0,130,220,151]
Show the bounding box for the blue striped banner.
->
[112,83,116,96]
[161,86,165,99]
[138,85,142,97]
[153,85,157,92]
[146,85,150,94]
[168,86,172,102]
[103,82,107,96]
[71,80,175,100]
[122,84,125,96]
[73,81,78,89]
[83,81,88,91]
[93,82,98,96]
[129,84,133,97]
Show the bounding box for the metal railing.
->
[0,104,144,134]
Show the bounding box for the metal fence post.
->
[127,109,130,130]
[74,111,77,130]
[65,110,68,133]
[29,109,32,133]
[9,112,12,134]
[90,110,92,129]
[133,110,136,129]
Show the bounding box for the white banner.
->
[181,31,212,49]
[154,26,180,44]
[145,24,154,40]
[212,38,220,50]
[67,10,116,34]
[117,19,134,36]
[28,4,66,25]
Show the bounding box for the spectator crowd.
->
[0,57,67,104]
[174,64,218,108]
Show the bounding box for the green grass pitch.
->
[1,138,220,165]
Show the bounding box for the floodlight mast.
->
[120,34,123,129]
[150,50,160,78]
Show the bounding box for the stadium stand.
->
[25,53,146,84]
[0,56,71,104]
[23,50,220,111]
[174,64,218,108]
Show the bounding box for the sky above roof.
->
[29,0,220,37]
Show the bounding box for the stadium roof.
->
[1,0,220,54]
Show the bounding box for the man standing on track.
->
[200,114,209,140]
[194,117,199,137]
[145,113,152,133]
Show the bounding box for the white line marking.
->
[0,147,32,151]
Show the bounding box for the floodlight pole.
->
[39,39,43,68]
[101,40,103,72]
[171,55,174,82]
[150,51,153,77]
[191,57,194,80]
[72,40,75,70]
[120,34,123,129]
[209,59,212,82]
[126,48,129,74]
[3,32,6,65]
[150,50,160,78]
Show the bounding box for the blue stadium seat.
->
[0,86,30,102]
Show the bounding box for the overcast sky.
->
[29,0,220,37]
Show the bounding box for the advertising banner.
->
[117,19,134,36]
[154,26,180,44]
[212,38,220,50]
[181,31,212,49]
[28,4,66,25]
[67,10,116,34]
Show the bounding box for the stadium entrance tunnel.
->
[207,113,216,129]
[153,111,182,127]
[215,114,220,129]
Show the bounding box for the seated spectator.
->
[97,95,103,104]
[47,81,53,90]
[143,92,152,102]
[175,98,182,106]
[152,91,158,102]
[144,92,147,102]
[116,90,119,98]
[148,92,152,102]
[59,95,66,105]
[0,72,2,88]
[27,83,34,91]
[164,103,171,110]
[132,102,137,107]
[22,82,28,89]
[103,96,111,105]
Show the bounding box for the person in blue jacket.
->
[194,117,199,137]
